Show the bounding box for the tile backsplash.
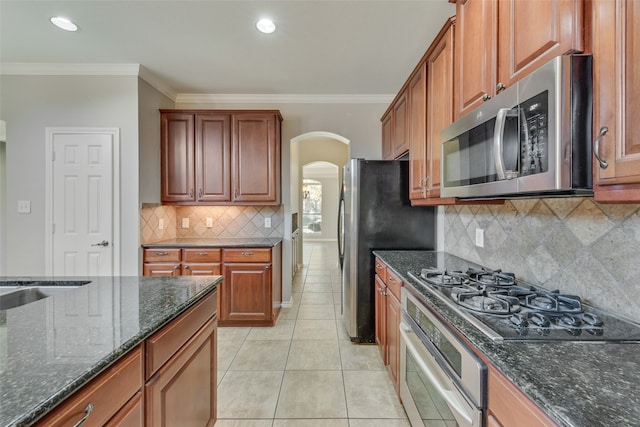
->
[140,203,284,244]
[443,198,640,323]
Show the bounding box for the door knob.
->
[91,240,109,247]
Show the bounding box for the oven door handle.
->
[400,324,474,426]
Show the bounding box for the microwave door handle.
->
[493,108,510,180]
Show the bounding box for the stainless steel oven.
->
[400,287,486,427]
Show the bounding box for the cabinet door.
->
[392,90,409,158]
[196,114,231,202]
[454,0,497,119]
[145,320,216,427]
[381,112,393,160]
[374,275,387,364]
[408,64,427,201]
[105,392,143,427]
[232,114,280,204]
[143,263,181,276]
[183,263,221,276]
[161,113,195,202]
[386,291,401,396]
[425,23,454,198]
[593,0,640,201]
[498,0,584,88]
[222,263,271,322]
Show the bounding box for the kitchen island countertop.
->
[142,237,282,248]
[373,250,640,427]
[0,275,222,427]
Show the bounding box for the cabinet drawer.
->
[374,258,387,283]
[183,248,221,262]
[145,290,217,380]
[386,269,403,300]
[222,248,271,263]
[143,248,181,263]
[143,263,181,276]
[35,347,143,427]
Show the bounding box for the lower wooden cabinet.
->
[35,290,218,427]
[487,364,557,427]
[374,257,402,397]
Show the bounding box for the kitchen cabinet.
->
[374,257,402,397]
[380,89,410,160]
[592,0,640,202]
[143,244,282,327]
[454,0,585,119]
[487,364,557,427]
[145,289,217,427]
[143,248,221,277]
[34,347,143,427]
[220,245,281,326]
[34,288,218,427]
[160,110,282,205]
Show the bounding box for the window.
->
[302,179,322,234]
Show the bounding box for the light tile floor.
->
[216,241,410,427]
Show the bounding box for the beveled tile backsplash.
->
[140,203,284,243]
[443,198,640,323]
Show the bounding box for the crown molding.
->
[0,63,141,76]
[175,93,394,104]
[138,65,177,101]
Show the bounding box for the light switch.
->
[182,218,189,228]
[17,200,31,214]
[158,218,165,230]
[206,217,213,228]
[264,217,271,228]
[475,228,484,248]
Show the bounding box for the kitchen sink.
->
[0,284,88,311]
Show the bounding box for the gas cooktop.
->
[408,267,640,342]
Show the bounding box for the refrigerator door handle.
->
[337,183,345,270]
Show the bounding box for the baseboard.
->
[281,297,294,308]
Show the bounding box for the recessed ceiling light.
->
[256,18,276,34]
[50,16,78,32]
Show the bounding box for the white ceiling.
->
[0,0,455,99]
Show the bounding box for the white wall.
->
[0,133,5,275]
[0,75,140,275]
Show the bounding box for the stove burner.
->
[466,267,516,287]
[420,268,469,287]
[524,292,582,314]
[452,289,520,315]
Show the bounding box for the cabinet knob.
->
[265,265,270,270]
[496,82,506,92]
[174,265,180,269]
[184,265,190,269]
[482,93,491,102]
[189,188,194,198]
[72,402,94,427]
[593,126,609,169]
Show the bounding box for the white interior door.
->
[46,128,119,276]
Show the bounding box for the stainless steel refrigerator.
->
[338,159,436,343]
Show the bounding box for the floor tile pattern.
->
[216,241,409,427]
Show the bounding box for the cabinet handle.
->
[593,126,609,169]
[72,402,94,427]
[198,188,203,198]
[174,265,180,269]
[184,265,190,269]
[388,277,395,283]
[482,93,491,102]
[234,188,238,199]
[196,251,209,256]
[496,82,506,92]
[156,251,168,256]
[241,251,254,256]
[265,265,270,270]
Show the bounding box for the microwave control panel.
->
[520,91,549,176]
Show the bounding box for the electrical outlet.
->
[206,217,213,228]
[475,228,484,248]
[181,218,189,228]
[17,200,31,214]
[264,217,271,228]
[158,218,165,230]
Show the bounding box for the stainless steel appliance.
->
[400,287,486,427]
[408,267,640,343]
[338,159,435,343]
[441,54,593,199]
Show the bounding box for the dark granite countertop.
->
[141,237,282,248]
[0,275,222,427]
[373,250,640,427]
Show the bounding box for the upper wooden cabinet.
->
[161,110,282,205]
[592,0,640,202]
[381,89,410,160]
[408,63,427,201]
[454,0,585,119]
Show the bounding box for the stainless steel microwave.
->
[441,55,593,199]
